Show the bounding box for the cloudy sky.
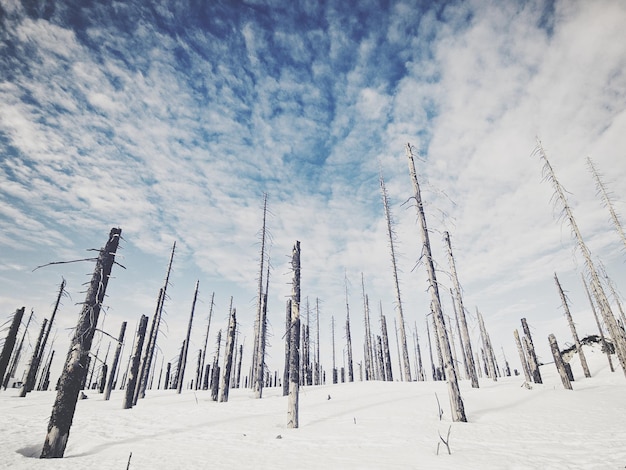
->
[1,0,625,383]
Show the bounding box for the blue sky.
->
[1,0,626,383]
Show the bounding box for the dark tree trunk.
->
[124,315,148,409]
[104,322,127,400]
[0,307,25,386]
[219,309,237,402]
[41,228,121,459]
[2,308,31,390]
[19,318,48,396]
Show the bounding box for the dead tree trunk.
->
[548,334,573,390]
[2,308,31,390]
[104,321,127,400]
[393,317,403,381]
[251,194,269,389]
[406,143,466,422]
[39,350,55,391]
[521,318,542,384]
[283,299,292,396]
[197,292,215,391]
[41,228,121,458]
[287,241,301,429]
[344,275,354,382]
[331,316,337,384]
[444,232,478,388]
[413,322,425,381]
[219,308,237,402]
[361,275,374,381]
[554,273,591,378]
[581,274,615,372]
[425,317,436,381]
[315,298,321,386]
[380,306,393,381]
[236,343,243,388]
[535,141,626,375]
[514,329,532,383]
[19,318,47,397]
[380,172,412,381]
[124,315,148,409]
[476,309,496,382]
[0,307,25,386]
[177,280,199,394]
[255,262,271,397]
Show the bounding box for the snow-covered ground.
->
[1,345,625,470]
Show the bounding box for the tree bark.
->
[177,280,199,394]
[581,275,614,372]
[514,329,532,383]
[219,308,237,402]
[521,318,542,384]
[548,334,573,390]
[104,321,126,400]
[2,308,31,390]
[124,315,148,409]
[0,307,25,387]
[287,241,301,429]
[19,318,48,397]
[41,228,121,458]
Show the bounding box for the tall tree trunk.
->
[361,275,374,381]
[554,273,591,378]
[535,141,626,375]
[235,343,243,389]
[287,241,301,429]
[198,292,215,390]
[42,228,121,458]
[548,334,573,390]
[406,143,466,422]
[315,298,321,386]
[219,308,237,402]
[331,316,337,384]
[0,307,25,387]
[177,280,199,394]
[39,350,55,391]
[2,308,31,390]
[344,275,354,382]
[450,288,469,381]
[394,317,404,381]
[210,330,222,401]
[124,315,148,409]
[283,299,292,396]
[425,317,436,381]
[476,309,496,382]
[413,322,425,381]
[581,275,615,372]
[444,232,478,388]
[104,321,127,400]
[380,172,412,381]
[19,318,48,396]
[252,194,269,388]
[380,307,393,381]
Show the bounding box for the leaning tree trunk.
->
[3,308,32,390]
[521,318,542,384]
[581,275,615,372]
[41,228,121,459]
[124,315,148,409]
[514,329,532,383]
[548,334,573,390]
[104,321,127,400]
[406,143,466,422]
[177,280,199,394]
[444,232,479,388]
[0,307,25,386]
[380,172,412,381]
[19,318,48,396]
[554,273,591,378]
[219,308,237,402]
[198,292,215,391]
[476,309,496,382]
[287,241,301,429]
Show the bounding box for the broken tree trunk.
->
[104,321,127,400]
[41,228,121,458]
[177,280,199,394]
[554,273,591,378]
[198,292,215,390]
[444,232,478,388]
[287,241,301,429]
[380,305,393,381]
[548,334,573,390]
[476,309,496,382]
[521,318,542,384]
[2,308,32,390]
[514,329,532,383]
[0,307,25,386]
[124,315,148,409]
[219,308,237,402]
[19,318,48,396]
[406,143,466,421]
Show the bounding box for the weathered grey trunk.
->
[104,321,126,400]
[283,299,292,396]
[136,289,163,401]
[344,276,354,382]
[548,334,573,390]
[406,144,466,421]
[432,312,446,381]
[2,308,31,390]
[255,264,270,397]
[235,344,243,388]
[219,308,237,402]
[124,315,148,409]
[535,141,626,375]
[197,292,215,390]
[413,322,425,381]
[315,298,321,386]
[362,276,374,381]
[210,330,222,401]
[581,275,614,372]
[41,228,121,458]
[39,350,55,391]
[380,308,393,381]
[444,232,478,388]
[0,307,25,387]
[450,289,468,381]
[425,317,436,381]
[331,316,338,384]
[554,273,591,378]
[19,318,48,397]
[521,318,542,384]
[251,194,269,388]
[287,241,301,429]
[476,309,497,382]
[177,280,199,394]
[380,173,412,381]
[514,329,532,383]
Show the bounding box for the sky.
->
[1,0,626,385]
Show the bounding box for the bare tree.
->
[521,318,542,384]
[252,193,269,389]
[177,281,199,394]
[219,308,237,402]
[0,307,25,386]
[19,318,48,396]
[287,241,301,429]
[283,299,292,396]
[548,334,573,390]
[514,329,532,383]
[581,274,614,372]
[124,315,148,409]
[406,143,466,422]
[2,308,32,390]
[344,274,354,382]
[41,228,122,458]
[197,292,215,390]
[104,321,127,400]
